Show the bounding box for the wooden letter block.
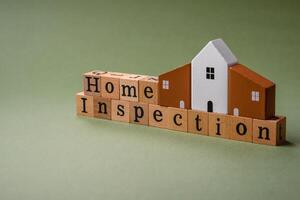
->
[253,116,286,146]
[129,102,149,125]
[168,107,188,132]
[228,115,253,143]
[120,74,146,102]
[187,110,208,135]
[83,70,107,96]
[139,76,158,104]
[93,96,111,120]
[148,104,169,129]
[76,91,94,117]
[101,72,126,100]
[208,113,230,139]
[111,99,130,123]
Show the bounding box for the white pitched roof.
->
[210,39,238,66]
[193,38,238,66]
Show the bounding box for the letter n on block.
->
[253,116,286,146]
[187,110,208,135]
[76,92,94,117]
[111,100,130,123]
[168,107,188,132]
[208,113,230,139]
[228,116,253,143]
[93,96,111,120]
[83,70,107,96]
[129,102,149,126]
[148,104,169,129]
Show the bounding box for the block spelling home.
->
[76,38,287,146]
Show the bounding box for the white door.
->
[179,100,185,109]
[233,108,239,116]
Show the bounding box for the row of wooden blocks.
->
[83,71,158,104]
[76,92,286,146]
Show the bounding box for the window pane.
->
[211,68,214,73]
[206,67,210,73]
[211,74,214,79]
[206,74,210,79]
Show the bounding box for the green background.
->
[1,0,299,199]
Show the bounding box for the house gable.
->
[191,39,238,113]
[192,38,238,68]
[228,64,275,119]
[229,64,275,89]
[158,63,191,109]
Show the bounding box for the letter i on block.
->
[101,72,126,99]
[208,113,230,139]
[76,92,94,117]
[139,76,158,104]
[83,70,107,96]
[120,74,146,102]
[252,116,286,146]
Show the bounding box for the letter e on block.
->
[228,115,253,143]
[148,104,169,129]
[76,91,94,117]
[168,107,188,132]
[208,113,230,139]
[188,110,208,135]
[253,116,286,146]
[129,102,149,125]
[139,76,158,104]
[111,99,130,123]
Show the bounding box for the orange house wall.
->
[266,85,276,119]
[158,64,191,109]
[228,68,267,119]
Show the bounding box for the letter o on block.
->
[228,115,253,143]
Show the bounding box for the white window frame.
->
[162,80,169,90]
[179,100,185,109]
[206,67,215,80]
[251,91,259,101]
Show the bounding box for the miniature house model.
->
[76,38,286,146]
[158,38,275,120]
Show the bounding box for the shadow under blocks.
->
[76,39,287,146]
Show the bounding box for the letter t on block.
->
[253,116,286,146]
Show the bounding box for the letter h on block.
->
[83,70,107,96]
